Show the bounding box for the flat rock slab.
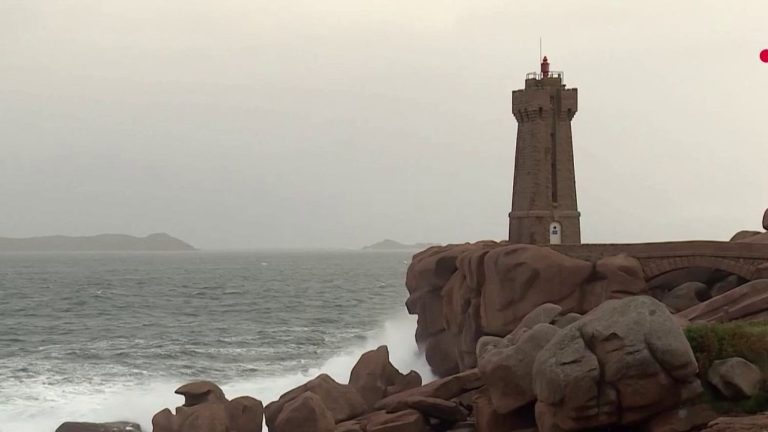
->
[334,420,364,432]
[645,404,717,432]
[701,413,768,432]
[395,396,468,422]
[366,409,429,432]
[56,422,142,432]
[374,369,482,412]
[677,279,768,322]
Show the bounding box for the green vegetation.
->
[685,321,768,413]
[699,384,768,414]
[685,321,768,375]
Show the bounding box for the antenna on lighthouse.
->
[539,37,542,62]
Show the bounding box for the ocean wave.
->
[0,312,431,432]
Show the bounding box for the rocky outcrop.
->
[408,242,504,376]
[283,367,482,432]
[477,322,559,413]
[700,413,768,432]
[737,207,768,243]
[407,242,648,377]
[265,374,367,431]
[730,230,763,242]
[228,396,265,432]
[259,357,478,432]
[275,392,335,432]
[479,245,594,337]
[532,296,701,432]
[677,279,768,322]
[335,420,365,432]
[295,296,702,432]
[151,381,262,432]
[145,218,768,432]
[481,248,645,337]
[739,232,768,243]
[406,243,491,376]
[707,358,763,399]
[55,422,141,432]
[505,303,564,336]
[710,274,744,297]
[648,267,726,299]
[365,409,429,432]
[375,369,483,412]
[472,389,537,432]
[589,253,648,302]
[349,346,422,408]
[384,396,468,423]
[175,381,226,405]
[643,404,717,432]
[763,209,768,231]
[662,282,710,312]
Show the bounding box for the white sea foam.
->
[0,312,432,432]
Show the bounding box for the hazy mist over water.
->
[2,2,768,432]
[0,250,431,432]
[2,1,768,249]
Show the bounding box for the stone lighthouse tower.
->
[508,57,581,245]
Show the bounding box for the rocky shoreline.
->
[57,296,768,432]
[56,219,768,432]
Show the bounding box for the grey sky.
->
[1,1,767,249]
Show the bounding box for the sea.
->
[0,250,433,432]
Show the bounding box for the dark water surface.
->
[0,250,425,431]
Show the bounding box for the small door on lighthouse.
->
[549,222,562,245]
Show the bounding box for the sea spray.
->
[224,310,435,404]
[0,312,432,432]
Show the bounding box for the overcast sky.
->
[1,1,767,249]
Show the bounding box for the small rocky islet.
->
[57,214,768,432]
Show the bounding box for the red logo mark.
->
[761,49,768,63]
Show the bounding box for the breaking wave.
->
[0,312,432,432]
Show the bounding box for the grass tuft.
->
[684,321,768,376]
[685,321,768,413]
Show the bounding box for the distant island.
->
[0,233,196,252]
[362,239,439,251]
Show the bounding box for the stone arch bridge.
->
[550,241,768,281]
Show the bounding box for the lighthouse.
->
[508,57,581,245]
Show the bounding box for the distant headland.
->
[362,239,439,251]
[0,233,196,252]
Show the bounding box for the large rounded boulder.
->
[532,296,701,432]
[274,392,335,432]
[405,242,650,377]
[265,373,367,430]
[477,322,559,413]
[707,357,763,400]
[480,244,594,336]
